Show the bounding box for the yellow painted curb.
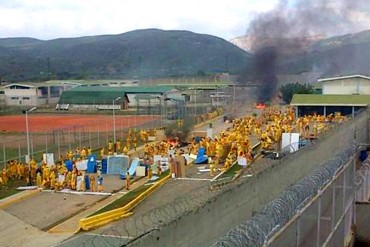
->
[79,211,133,231]
[78,173,171,232]
[0,189,41,209]
[121,173,171,212]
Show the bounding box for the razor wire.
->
[56,111,368,247]
[211,142,357,247]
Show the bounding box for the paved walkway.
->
[48,177,149,233]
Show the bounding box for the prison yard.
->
[0,96,352,247]
[0,73,366,247]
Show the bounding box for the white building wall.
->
[4,87,38,106]
[323,77,370,95]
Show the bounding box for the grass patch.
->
[90,170,170,217]
[219,162,243,179]
[90,184,152,217]
[0,179,28,200]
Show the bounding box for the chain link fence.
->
[0,116,163,169]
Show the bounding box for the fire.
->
[256,103,266,109]
[166,137,179,148]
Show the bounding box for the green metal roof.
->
[159,83,229,90]
[291,94,370,106]
[71,85,175,93]
[59,85,177,104]
[59,90,127,104]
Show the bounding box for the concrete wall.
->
[128,111,369,247]
[323,77,370,95]
[355,202,370,244]
[4,87,38,106]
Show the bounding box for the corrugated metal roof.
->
[291,94,370,106]
[71,85,175,93]
[159,83,229,89]
[59,90,127,104]
[318,74,370,82]
[59,85,176,104]
[3,83,35,88]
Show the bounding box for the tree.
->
[280,82,313,104]
[280,82,314,104]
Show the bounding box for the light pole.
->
[112,97,121,147]
[26,106,37,186]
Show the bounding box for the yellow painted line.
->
[47,228,77,233]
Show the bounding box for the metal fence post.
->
[331,183,336,231]
[97,124,100,147]
[68,128,71,152]
[79,128,82,149]
[89,127,92,150]
[18,144,21,163]
[366,167,369,200]
[31,136,34,158]
[317,195,322,247]
[3,144,6,169]
[106,123,108,145]
[57,131,60,158]
[121,121,123,140]
[45,132,48,154]
[296,216,301,247]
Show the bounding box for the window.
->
[22,97,30,100]
[11,97,19,100]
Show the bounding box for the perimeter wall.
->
[128,110,369,247]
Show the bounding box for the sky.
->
[0,0,280,41]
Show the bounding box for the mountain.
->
[229,35,252,52]
[0,29,252,82]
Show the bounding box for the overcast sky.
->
[0,0,280,41]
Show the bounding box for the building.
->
[57,87,130,110]
[0,79,140,107]
[291,94,370,117]
[57,85,182,112]
[291,75,370,117]
[320,74,370,95]
[1,81,81,107]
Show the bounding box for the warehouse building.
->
[57,85,182,112]
[1,81,81,107]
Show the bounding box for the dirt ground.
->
[0,114,159,133]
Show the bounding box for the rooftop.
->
[318,74,370,82]
[291,94,370,106]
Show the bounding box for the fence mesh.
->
[211,142,357,247]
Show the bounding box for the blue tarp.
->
[87,154,97,173]
[194,147,208,164]
[121,158,140,179]
[101,159,108,174]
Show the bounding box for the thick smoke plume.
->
[247,0,370,102]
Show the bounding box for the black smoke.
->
[244,0,370,102]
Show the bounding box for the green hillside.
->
[0,29,252,82]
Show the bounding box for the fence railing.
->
[0,117,163,169]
